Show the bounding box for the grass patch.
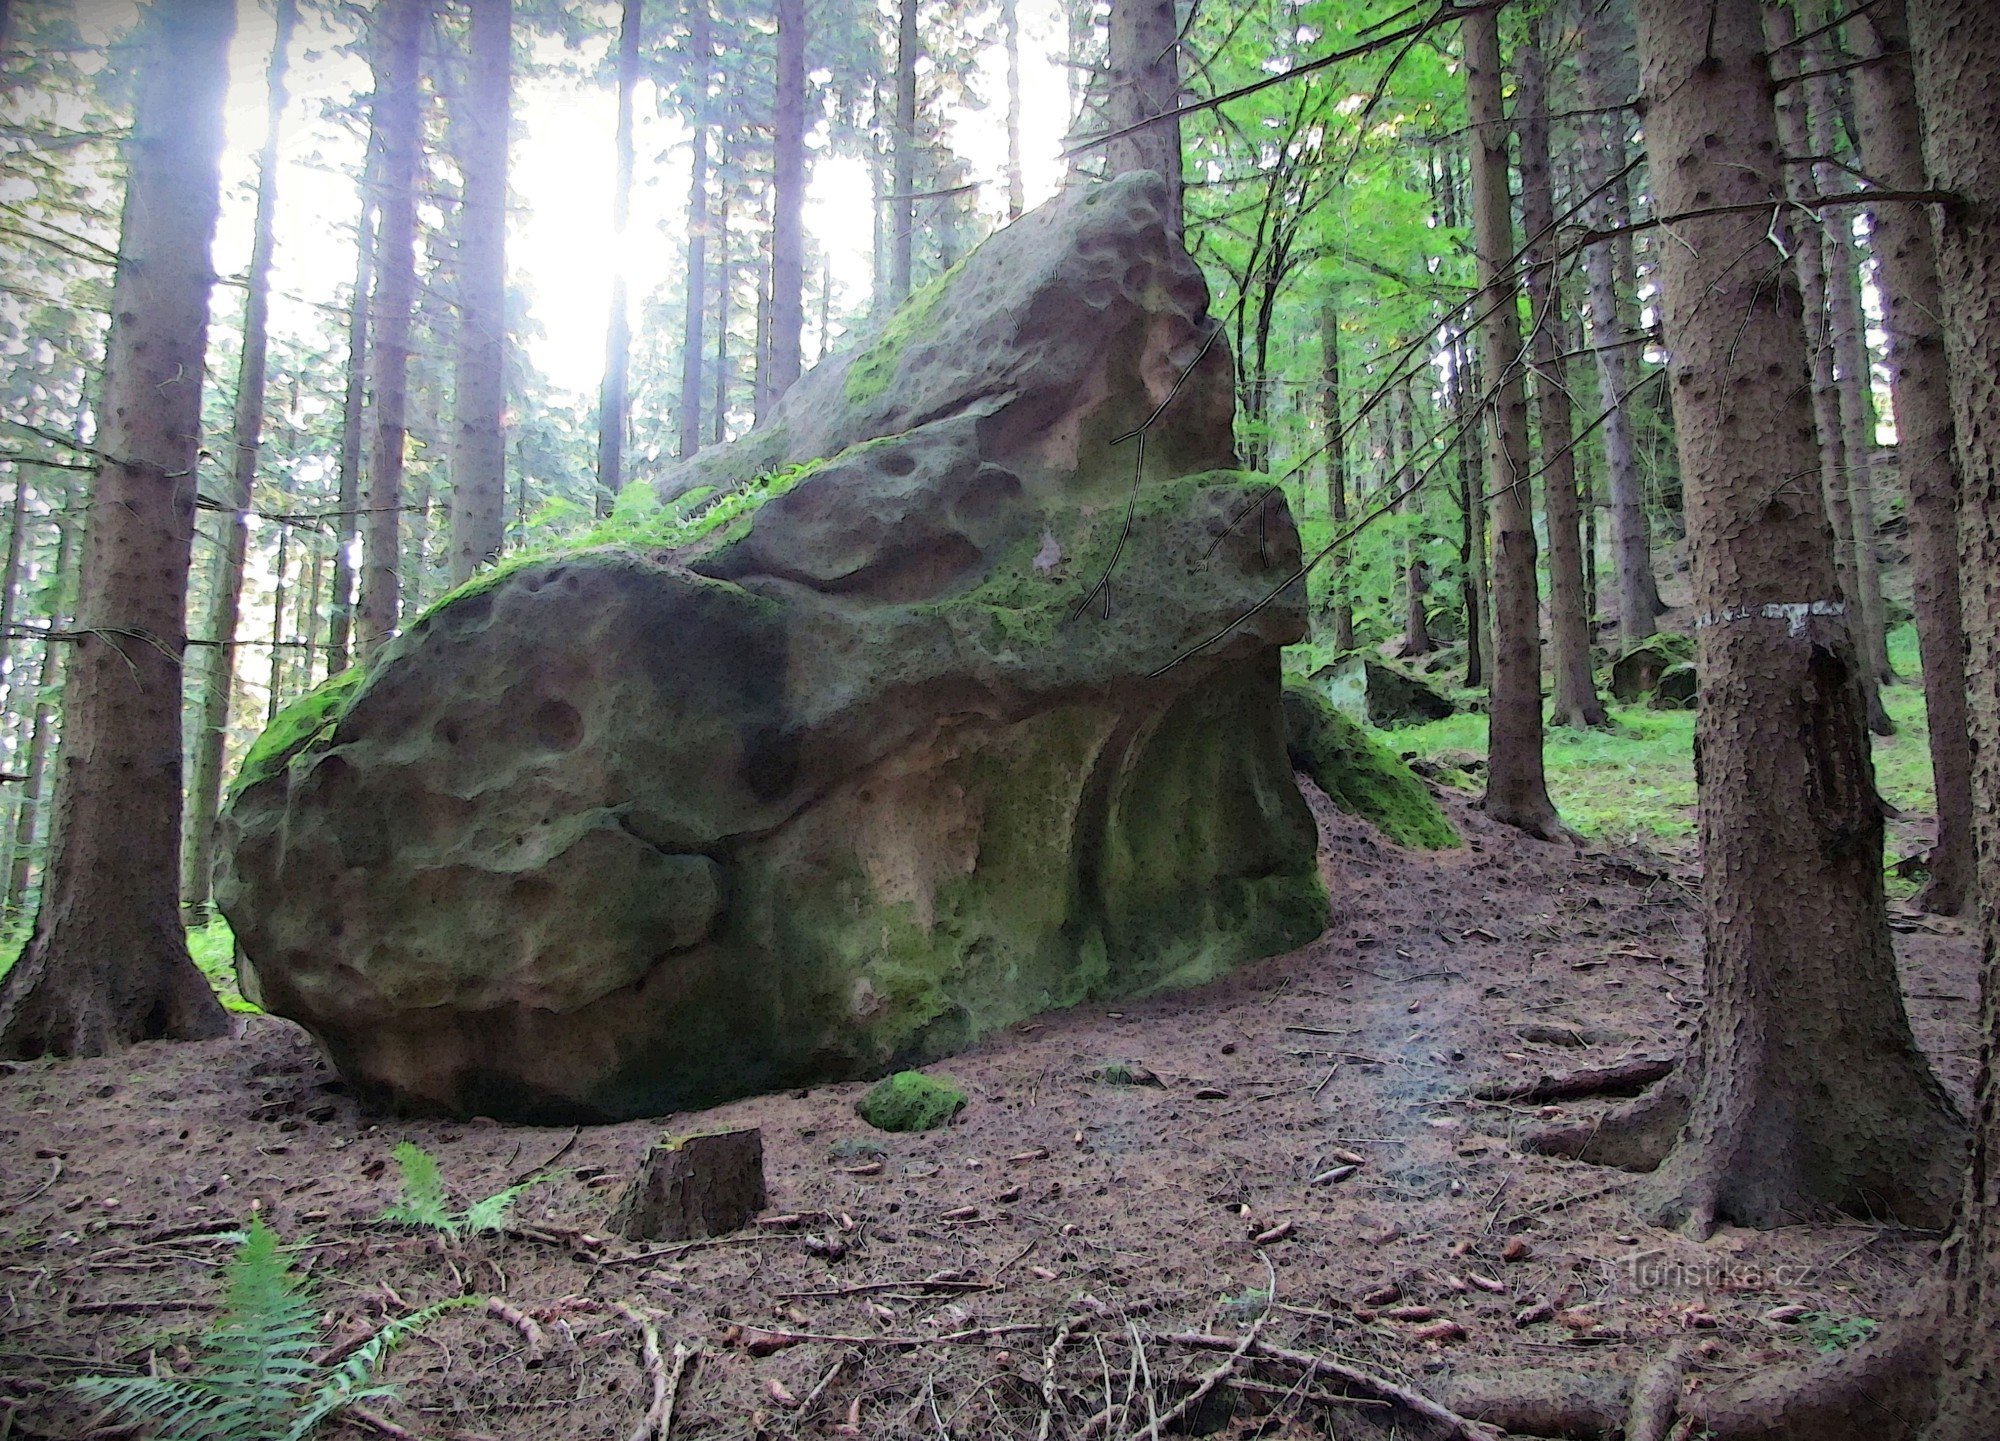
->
[1391,624,1937,846]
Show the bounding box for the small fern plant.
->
[68,1216,477,1441]
[380,1141,542,1237]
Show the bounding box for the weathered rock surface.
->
[217,174,1327,1122]
[1306,653,1457,728]
[1607,632,1694,704]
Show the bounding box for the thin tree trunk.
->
[1850,0,1974,916]
[1907,8,2000,1431]
[1577,0,1660,644]
[7,498,73,919]
[711,183,730,446]
[891,0,917,303]
[448,0,508,583]
[356,0,423,661]
[326,152,376,676]
[1002,0,1023,220]
[266,523,290,723]
[1454,331,1488,689]
[1395,381,1432,659]
[297,532,322,694]
[1597,0,1962,1236]
[1519,17,1605,728]
[183,0,294,921]
[1104,0,1182,236]
[0,0,236,1057]
[1319,297,1353,652]
[598,0,639,508]
[1465,7,1565,841]
[675,0,709,457]
[770,0,805,400]
[1803,2,1894,694]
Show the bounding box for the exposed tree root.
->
[1479,1056,1679,1105]
[1440,1316,1938,1440]
[1520,1067,1691,1172]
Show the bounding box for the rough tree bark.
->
[1910,2,2000,1430]
[1104,0,1182,238]
[0,0,236,1057]
[1552,0,1963,1236]
[891,0,917,303]
[1453,329,1487,689]
[355,0,422,661]
[677,0,710,459]
[769,0,805,399]
[1319,297,1354,653]
[1394,381,1432,659]
[1518,16,1606,728]
[183,0,294,922]
[1576,0,1662,645]
[1851,0,1973,916]
[1464,6,1566,841]
[447,0,508,584]
[6,485,73,919]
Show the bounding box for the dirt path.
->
[0,786,1977,1439]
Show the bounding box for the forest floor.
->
[0,767,1976,1440]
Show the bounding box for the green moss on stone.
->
[231,667,364,797]
[856,1070,967,1131]
[844,258,968,405]
[1281,682,1459,850]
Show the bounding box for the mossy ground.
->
[230,667,363,796]
[1281,683,1459,850]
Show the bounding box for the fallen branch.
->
[726,1319,1049,1350]
[1155,1332,1503,1440]
[1625,1339,1696,1441]
[1474,1055,1676,1103]
[485,1298,547,1366]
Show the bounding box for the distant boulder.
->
[1608,632,1695,705]
[1307,652,1457,728]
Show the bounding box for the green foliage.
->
[1219,1287,1272,1323]
[1799,1311,1878,1354]
[231,670,364,798]
[843,257,965,404]
[380,1141,542,1237]
[855,1071,967,1132]
[66,1217,477,1441]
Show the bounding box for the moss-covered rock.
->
[1306,653,1456,728]
[1608,632,1695,704]
[216,174,1326,1122]
[856,1071,967,1132]
[1282,683,1459,850]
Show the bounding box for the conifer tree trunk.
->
[326,156,376,676]
[266,523,290,723]
[711,183,730,446]
[1002,0,1024,220]
[356,0,423,661]
[1576,0,1962,1236]
[1104,0,1181,236]
[1765,2,1885,737]
[597,0,639,507]
[0,0,236,1057]
[1518,18,1605,728]
[183,0,293,921]
[1909,2,2000,1427]
[1453,331,1488,688]
[1577,0,1661,645]
[677,0,710,459]
[7,500,72,919]
[1803,5,1894,695]
[891,0,918,303]
[1319,298,1354,652]
[1465,6,1565,840]
[447,0,508,583]
[769,0,805,399]
[1851,0,1974,917]
[1394,382,1432,659]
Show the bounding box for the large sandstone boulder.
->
[217,174,1327,1122]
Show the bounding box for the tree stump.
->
[610,1128,766,1241]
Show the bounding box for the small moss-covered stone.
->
[1649,660,1697,709]
[1608,632,1695,703]
[1306,654,1456,728]
[1282,683,1459,850]
[857,1071,967,1132]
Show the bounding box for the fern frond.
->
[200,1216,321,1418]
[381,1141,456,1232]
[285,1296,484,1441]
[462,1177,539,1235]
